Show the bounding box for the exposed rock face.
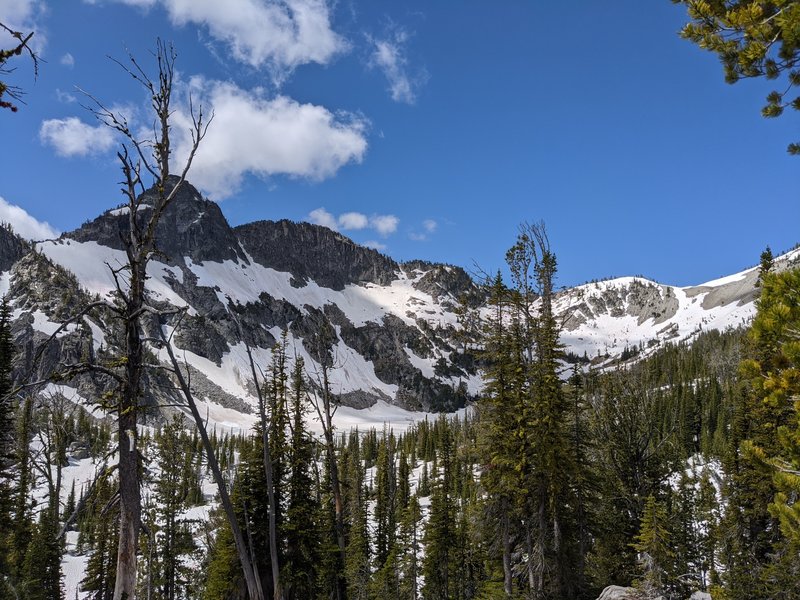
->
[562,279,679,332]
[403,260,475,304]
[67,177,246,266]
[235,219,398,290]
[0,226,29,272]
[18,178,486,415]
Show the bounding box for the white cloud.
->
[170,78,368,198]
[370,214,399,236]
[0,0,46,51]
[308,207,337,230]
[0,196,59,240]
[369,28,425,104]
[39,117,116,157]
[83,0,157,6]
[306,208,398,237]
[60,52,74,67]
[338,212,368,230]
[91,0,346,79]
[423,219,437,233]
[363,240,386,251]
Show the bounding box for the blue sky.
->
[1,1,798,288]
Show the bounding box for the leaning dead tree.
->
[156,322,265,599]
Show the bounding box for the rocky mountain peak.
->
[65,176,246,266]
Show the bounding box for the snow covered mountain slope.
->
[1,177,795,424]
[27,178,480,422]
[555,247,800,364]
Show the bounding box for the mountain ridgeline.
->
[5,178,481,417]
[0,177,797,423]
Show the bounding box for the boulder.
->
[596,586,639,600]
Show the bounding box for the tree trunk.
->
[114,281,143,600]
[502,512,512,597]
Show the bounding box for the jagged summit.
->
[66,177,246,266]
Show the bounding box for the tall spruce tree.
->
[0,297,18,598]
[284,359,319,600]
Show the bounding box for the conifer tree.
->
[152,415,196,599]
[21,505,63,600]
[82,474,119,600]
[397,495,422,600]
[714,268,800,597]
[284,358,319,600]
[633,495,672,600]
[422,420,455,600]
[344,444,369,600]
[0,297,16,596]
[673,0,800,154]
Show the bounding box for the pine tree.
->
[697,467,720,590]
[422,420,455,600]
[715,268,800,597]
[674,0,800,154]
[397,495,422,600]
[151,415,197,600]
[284,358,320,600]
[476,272,521,597]
[633,495,672,600]
[0,296,16,597]
[344,452,369,600]
[202,508,244,600]
[20,505,63,600]
[757,246,774,286]
[82,474,119,600]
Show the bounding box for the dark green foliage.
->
[633,495,672,599]
[283,359,320,600]
[20,505,63,600]
[81,474,119,600]
[143,415,200,599]
[674,0,800,153]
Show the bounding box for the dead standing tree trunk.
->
[82,40,209,600]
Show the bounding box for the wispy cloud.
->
[307,208,399,237]
[88,0,348,81]
[409,218,438,241]
[0,196,59,240]
[363,240,387,251]
[368,27,426,104]
[55,88,77,103]
[60,52,74,67]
